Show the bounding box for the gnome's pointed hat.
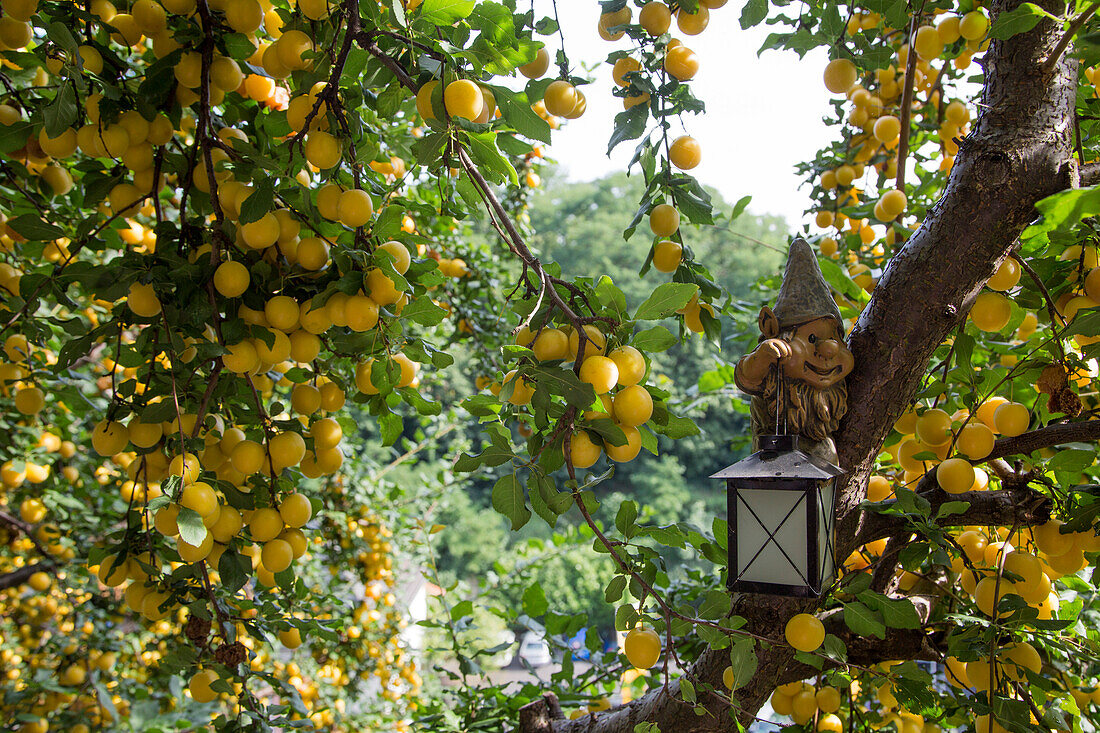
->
[772,238,843,329]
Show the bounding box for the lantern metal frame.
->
[711,433,843,598]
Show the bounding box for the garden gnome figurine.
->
[733,238,855,464]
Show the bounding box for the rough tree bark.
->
[526,1,1082,731]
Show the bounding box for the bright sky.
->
[531,2,835,227]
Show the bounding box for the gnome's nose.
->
[818,339,839,359]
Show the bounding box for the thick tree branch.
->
[545,2,1080,731]
[0,562,47,591]
[986,418,1100,460]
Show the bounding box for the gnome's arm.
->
[734,305,790,395]
[734,338,791,394]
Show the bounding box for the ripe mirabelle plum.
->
[914,407,951,447]
[444,79,484,120]
[676,5,708,34]
[959,10,989,41]
[598,6,630,41]
[623,627,661,669]
[580,355,618,394]
[612,56,642,87]
[823,59,858,94]
[265,295,300,332]
[987,257,1021,291]
[532,328,569,361]
[816,686,841,713]
[242,212,280,249]
[544,80,581,117]
[569,324,607,358]
[304,130,341,169]
[936,457,974,494]
[231,439,266,474]
[261,538,294,573]
[569,430,602,468]
[501,369,535,406]
[181,481,219,517]
[649,203,679,236]
[15,385,44,415]
[669,135,701,170]
[279,627,303,648]
[785,613,825,652]
[665,45,699,81]
[956,422,994,460]
[639,1,671,36]
[866,474,892,501]
[337,189,373,228]
[128,282,161,317]
[92,420,129,456]
[189,669,219,703]
[311,416,343,449]
[873,115,901,144]
[250,508,284,543]
[613,385,653,427]
[604,425,641,462]
[992,401,1028,437]
[279,493,313,528]
[519,47,550,79]
[609,345,646,386]
[214,260,249,297]
[874,189,907,221]
[913,25,943,60]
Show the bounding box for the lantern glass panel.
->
[736,488,809,587]
[817,482,836,587]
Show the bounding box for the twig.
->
[1042,3,1099,75]
[895,0,926,192]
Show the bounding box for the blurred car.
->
[514,630,552,666]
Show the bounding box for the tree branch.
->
[0,563,47,591]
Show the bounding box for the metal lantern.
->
[711,434,842,597]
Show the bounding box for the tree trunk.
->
[539,1,1078,731]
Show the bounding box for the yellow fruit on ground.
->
[823,58,858,94]
[623,627,661,669]
[785,613,825,653]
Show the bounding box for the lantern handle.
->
[774,361,787,436]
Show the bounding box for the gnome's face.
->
[781,317,854,390]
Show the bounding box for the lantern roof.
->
[710,435,844,481]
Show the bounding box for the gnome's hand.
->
[734,338,791,392]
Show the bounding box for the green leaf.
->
[218,549,250,593]
[418,0,475,24]
[397,297,447,326]
[843,601,886,639]
[176,507,208,548]
[0,120,31,153]
[7,214,64,241]
[605,575,627,603]
[698,589,732,619]
[615,500,638,538]
[46,22,80,54]
[819,257,863,298]
[988,3,1047,39]
[530,366,597,409]
[634,282,698,320]
[615,603,639,631]
[607,103,648,155]
[860,592,920,629]
[44,84,78,138]
[729,195,752,222]
[632,325,677,352]
[740,0,769,29]
[491,473,530,531]
[680,678,696,704]
[238,179,275,224]
[522,583,548,616]
[491,85,551,143]
[727,637,757,691]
